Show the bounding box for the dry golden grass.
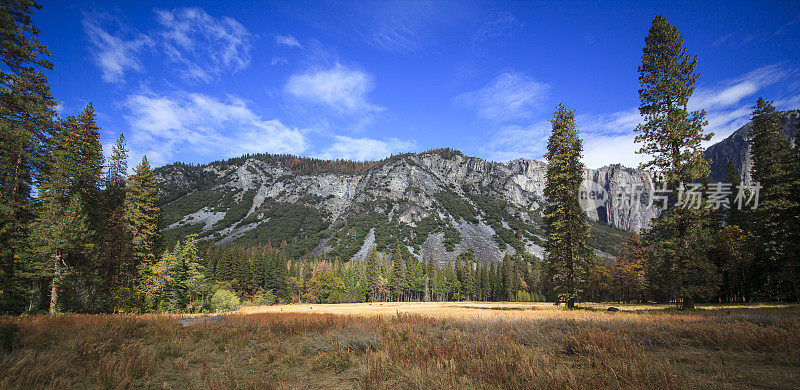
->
[1,302,799,389]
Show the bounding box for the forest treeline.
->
[1,2,799,314]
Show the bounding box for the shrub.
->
[252,290,277,306]
[200,301,214,313]
[0,323,19,352]
[210,289,240,312]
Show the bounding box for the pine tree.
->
[100,134,129,305]
[0,0,57,313]
[613,231,646,303]
[232,246,250,291]
[105,133,128,188]
[543,104,591,308]
[635,15,716,309]
[274,251,288,299]
[712,225,754,302]
[390,243,403,301]
[66,104,104,207]
[724,161,745,228]
[123,157,160,298]
[61,105,104,311]
[251,251,267,291]
[365,246,379,302]
[181,234,209,305]
[424,254,433,301]
[490,262,500,301]
[748,98,800,300]
[33,107,104,313]
[34,193,92,313]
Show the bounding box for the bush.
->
[200,301,214,313]
[0,323,19,352]
[210,289,240,312]
[252,290,277,306]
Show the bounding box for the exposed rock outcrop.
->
[705,110,799,182]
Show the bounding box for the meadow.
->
[1,302,799,389]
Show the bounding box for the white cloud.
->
[474,11,522,45]
[284,64,384,114]
[581,134,648,169]
[577,109,641,137]
[271,56,288,66]
[123,93,307,166]
[483,121,551,162]
[565,64,796,168]
[481,113,648,169]
[455,72,548,122]
[275,34,302,48]
[576,108,646,168]
[692,64,795,144]
[317,136,416,161]
[691,64,788,111]
[82,13,152,84]
[155,7,252,83]
[358,1,437,53]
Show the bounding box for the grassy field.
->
[1,302,799,389]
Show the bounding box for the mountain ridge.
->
[154,110,798,264]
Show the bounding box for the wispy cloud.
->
[482,64,799,168]
[691,64,796,143]
[691,64,788,111]
[473,11,522,45]
[483,110,649,168]
[456,72,549,122]
[155,7,252,83]
[123,92,307,166]
[82,12,152,84]
[356,0,444,54]
[483,121,551,162]
[577,109,647,169]
[284,63,384,114]
[774,14,800,36]
[577,65,794,168]
[711,33,734,47]
[275,34,302,48]
[271,56,288,66]
[317,136,416,161]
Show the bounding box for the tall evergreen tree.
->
[613,231,646,303]
[748,98,800,300]
[0,0,57,313]
[424,254,433,301]
[390,243,403,301]
[123,156,160,297]
[543,104,591,308]
[33,193,92,313]
[724,161,745,228]
[274,251,288,299]
[65,104,103,207]
[635,15,716,309]
[100,134,131,309]
[33,106,103,313]
[365,246,378,302]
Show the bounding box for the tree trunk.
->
[49,252,61,314]
[681,295,694,310]
[566,297,575,309]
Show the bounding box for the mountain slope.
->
[155,150,639,264]
[155,110,798,264]
[705,110,799,182]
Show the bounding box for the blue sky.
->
[35,0,800,169]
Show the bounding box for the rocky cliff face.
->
[155,150,651,264]
[153,110,800,264]
[705,110,799,182]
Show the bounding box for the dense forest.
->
[1,2,799,315]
